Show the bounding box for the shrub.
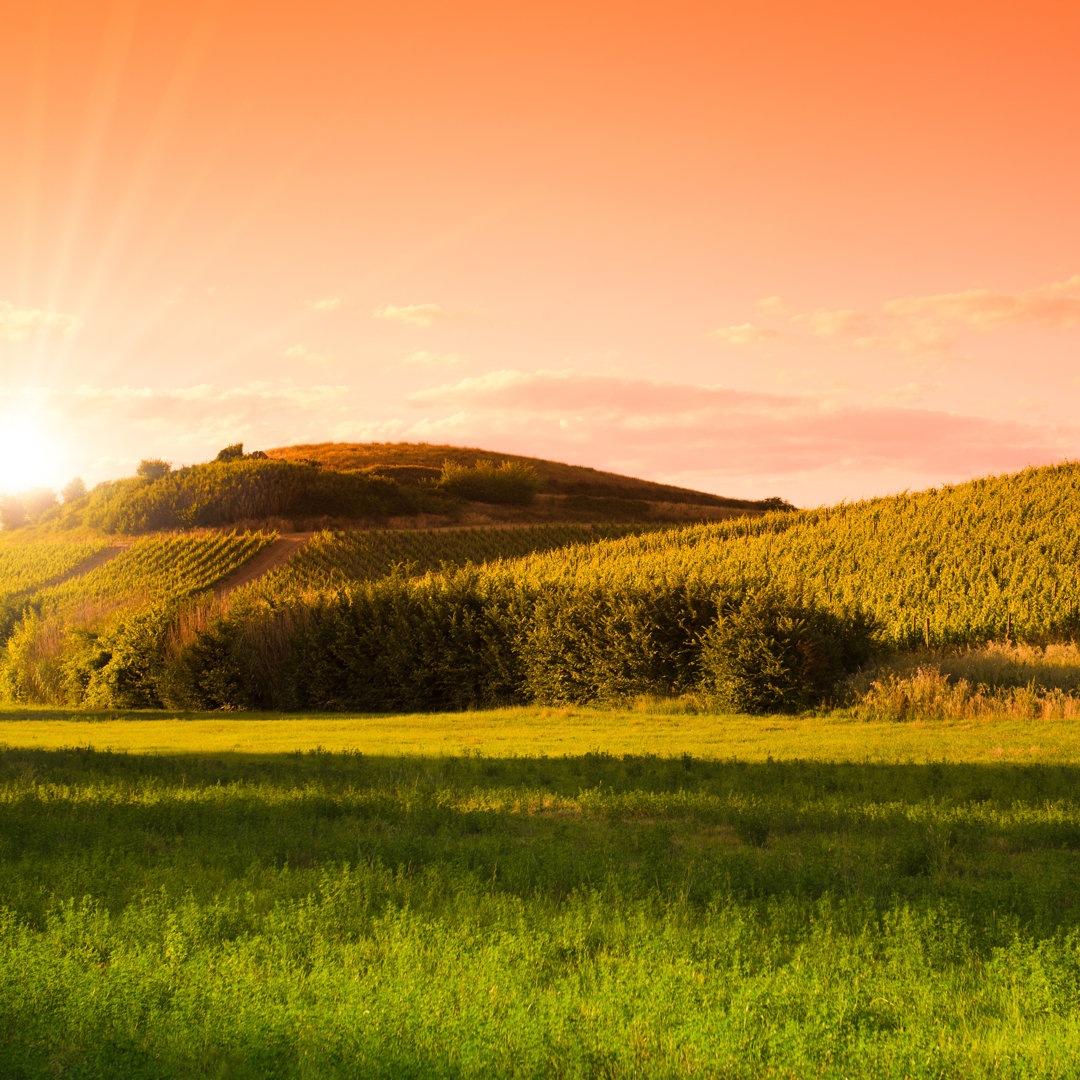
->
[136,459,171,482]
[698,592,876,713]
[215,443,244,463]
[85,459,410,533]
[517,585,715,704]
[61,477,87,503]
[437,459,541,505]
[0,496,26,531]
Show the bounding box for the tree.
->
[136,459,171,482]
[215,443,244,463]
[21,488,58,521]
[62,476,87,503]
[0,495,26,530]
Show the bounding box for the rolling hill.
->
[264,441,786,517]
[5,452,1079,716]
[5,442,789,536]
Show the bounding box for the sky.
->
[1,0,1079,507]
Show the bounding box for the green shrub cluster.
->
[437,458,541,504]
[52,575,874,713]
[82,459,410,533]
[698,592,876,713]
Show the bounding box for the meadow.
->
[2,707,1080,1078]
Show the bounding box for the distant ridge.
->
[264,441,787,515]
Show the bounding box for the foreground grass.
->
[3,710,1080,1077]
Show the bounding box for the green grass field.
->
[3,707,1080,1078]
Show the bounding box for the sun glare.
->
[0,412,66,495]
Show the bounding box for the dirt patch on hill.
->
[212,534,313,597]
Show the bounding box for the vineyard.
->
[0,532,275,706]
[162,462,1080,713]
[262,523,666,591]
[0,538,110,597]
[33,532,274,615]
[476,462,1080,646]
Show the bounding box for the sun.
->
[0,412,67,496]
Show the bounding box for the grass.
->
[2,703,1079,761]
[4,707,1080,1077]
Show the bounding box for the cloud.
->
[403,349,464,369]
[284,343,334,367]
[307,296,344,312]
[875,382,941,406]
[405,369,1076,491]
[716,274,1080,363]
[373,303,457,327]
[707,323,780,346]
[0,302,81,341]
[882,274,1080,330]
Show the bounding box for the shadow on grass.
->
[2,746,1079,937]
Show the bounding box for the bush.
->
[136,459,171,482]
[698,592,876,713]
[517,585,715,704]
[61,477,87,503]
[85,458,410,533]
[0,495,26,531]
[437,459,541,505]
[215,443,244,463]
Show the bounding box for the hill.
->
[3,460,1076,713]
[7,442,788,536]
[264,441,783,518]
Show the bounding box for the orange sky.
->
[2,0,1079,505]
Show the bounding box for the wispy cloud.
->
[307,295,344,312]
[882,275,1080,330]
[714,274,1080,362]
[373,303,457,327]
[0,301,81,341]
[403,349,464,369]
[284,343,334,367]
[407,368,1076,487]
[707,323,780,346]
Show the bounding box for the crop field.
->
[0,538,110,597]
[2,709,1080,1077]
[483,462,1080,646]
[32,531,274,613]
[262,523,664,592]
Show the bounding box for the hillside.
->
[5,460,1079,714]
[264,442,787,523]
[6,442,788,536]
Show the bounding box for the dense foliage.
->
[0,533,273,705]
[436,458,542,504]
[82,458,410,533]
[698,593,876,713]
[4,462,1080,712]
